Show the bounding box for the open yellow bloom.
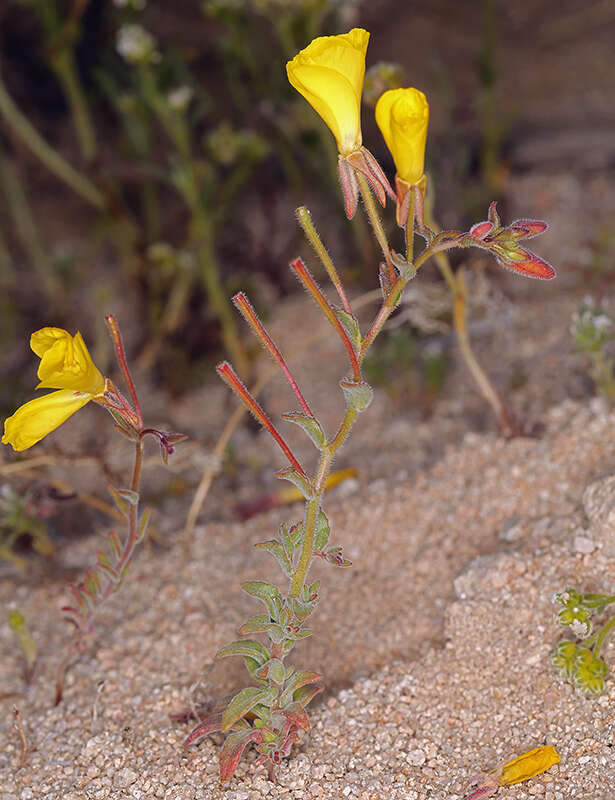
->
[2,328,107,451]
[375,87,429,185]
[287,28,369,156]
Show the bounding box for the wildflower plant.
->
[183,28,555,781]
[1,317,186,703]
[553,587,615,696]
[570,297,615,402]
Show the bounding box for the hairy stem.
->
[356,172,394,285]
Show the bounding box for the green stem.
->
[296,206,353,316]
[50,48,97,160]
[0,66,104,209]
[193,215,249,378]
[404,189,416,265]
[356,172,394,284]
[594,615,615,658]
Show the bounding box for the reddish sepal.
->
[469,221,494,240]
[496,247,556,280]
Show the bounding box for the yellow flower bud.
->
[2,328,106,451]
[287,28,369,156]
[375,87,429,185]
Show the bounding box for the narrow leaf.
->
[274,467,314,500]
[238,613,276,635]
[242,581,282,618]
[183,711,223,748]
[333,308,361,351]
[313,510,330,551]
[220,730,263,783]
[221,687,269,733]
[294,683,324,708]
[285,671,323,695]
[255,658,286,685]
[107,485,131,516]
[216,639,271,666]
[136,507,151,541]
[254,540,292,577]
[281,412,327,450]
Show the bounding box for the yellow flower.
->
[2,328,107,452]
[498,745,561,786]
[287,28,369,156]
[375,87,429,185]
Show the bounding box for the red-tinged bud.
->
[487,200,501,227]
[496,247,556,280]
[469,221,494,240]
[510,219,549,238]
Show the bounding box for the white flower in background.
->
[167,86,194,112]
[116,24,159,64]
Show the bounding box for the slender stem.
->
[0,66,105,209]
[404,189,417,265]
[290,258,361,381]
[356,172,394,285]
[594,615,615,658]
[105,315,143,430]
[233,292,314,418]
[50,48,97,160]
[452,267,514,434]
[295,206,353,316]
[289,402,358,598]
[217,361,307,477]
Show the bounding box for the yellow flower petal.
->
[499,745,561,786]
[287,28,369,156]
[375,87,429,185]
[2,389,95,452]
[31,328,105,394]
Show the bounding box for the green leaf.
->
[242,581,282,617]
[219,729,262,782]
[136,507,151,541]
[281,412,327,450]
[293,683,324,708]
[339,379,373,412]
[313,510,330,551]
[238,614,276,635]
[285,671,323,695]
[333,308,361,351]
[254,540,292,577]
[107,485,132,516]
[221,687,270,732]
[274,467,314,499]
[292,598,312,621]
[216,639,271,666]
[255,658,286,685]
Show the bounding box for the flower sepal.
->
[341,147,396,219]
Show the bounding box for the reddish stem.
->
[289,258,361,381]
[233,292,314,418]
[216,361,307,478]
[105,315,143,430]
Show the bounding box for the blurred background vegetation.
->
[1,0,614,401]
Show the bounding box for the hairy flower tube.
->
[286,28,368,157]
[375,87,429,186]
[2,328,107,451]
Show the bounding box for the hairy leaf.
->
[274,467,314,499]
[281,412,327,450]
[333,307,361,351]
[216,639,270,666]
[184,711,223,747]
[221,687,271,733]
[313,510,330,551]
[254,540,292,577]
[220,729,263,782]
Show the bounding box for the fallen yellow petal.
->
[498,745,561,786]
